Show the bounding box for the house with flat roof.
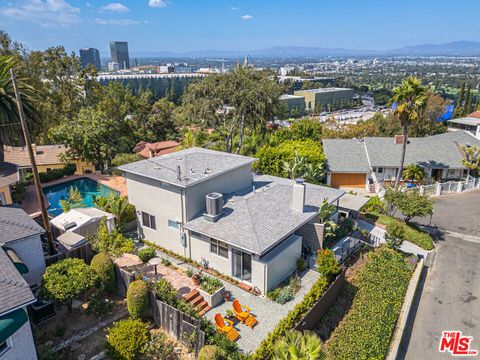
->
[294,87,354,112]
[323,131,480,190]
[119,147,344,294]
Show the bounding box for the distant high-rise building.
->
[109,41,130,69]
[79,48,101,70]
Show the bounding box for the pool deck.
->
[22,174,127,217]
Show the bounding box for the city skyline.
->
[1,0,480,54]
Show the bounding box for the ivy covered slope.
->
[325,247,415,360]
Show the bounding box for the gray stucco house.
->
[322,130,480,190]
[0,247,37,360]
[119,148,344,294]
[0,207,46,289]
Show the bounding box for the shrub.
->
[377,215,434,250]
[325,247,413,360]
[152,279,179,305]
[297,258,306,271]
[200,275,223,294]
[39,164,76,183]
[185,268,194,277]
[90,252,115,292]
[252,276,329,360]
[138,247,156,263]
[198,345,219,360]
[360,195,387,216]
[144,330,178,360]
[267,274,300,305]
[42,258,97,312]
[85,290,114,317]
[126,280,150,320]
[90,217,135,257]
[37,345,62,360]
[385,221,405,249]
[107,319,149,360]
[161,257,171,266]
[316,249,341,280]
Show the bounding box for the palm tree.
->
[402,164,425,183]
[282,150,306,180]
[0,56,40,161]
[273,330,325,360]
[388,77,428,186]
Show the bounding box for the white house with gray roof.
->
[0,207,46,288]
[119,147,344,294]
[323,131,480,190]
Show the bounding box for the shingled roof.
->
[0,248,35,314]
[0,162,19,188]
[0,207,44,244]
[185,175,344,255]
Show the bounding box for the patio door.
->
[232,249,251,282]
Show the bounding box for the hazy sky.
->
[1,0,479,55]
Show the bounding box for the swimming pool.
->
[43,177,119,217]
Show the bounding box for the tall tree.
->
[454,81,465,118]
[465,83,473,115]
[0,56,40,161]
[389,77,428,185]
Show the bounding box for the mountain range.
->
[131,41,480,58]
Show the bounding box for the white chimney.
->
[292,178,306,212]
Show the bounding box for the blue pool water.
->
[44,177,119,217]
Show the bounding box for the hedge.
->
[252,275,329,360]
[39,164,76,183]
[106,318,149,360]
[377,215,434,250]
[126,280,150,320]
[325,247,414,360]
[90,253,115,292]
[198,345,219,360]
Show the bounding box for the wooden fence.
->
[44,242,93,266]
[294,269,346,332]
[114,265,205,358]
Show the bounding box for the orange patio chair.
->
[214,313,240,342]
[232,299,258,329]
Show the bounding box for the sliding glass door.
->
[232,249,252,282]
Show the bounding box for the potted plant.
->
[222,290,231,302]
[225,309,234,320]
[192,272,202,286]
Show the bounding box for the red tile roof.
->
[467,111,480,118]
[134,141,180,159]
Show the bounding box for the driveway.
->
[399,190,480,359]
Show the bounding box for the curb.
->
[386,257,424,360]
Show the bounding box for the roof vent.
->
[203,192,224,222]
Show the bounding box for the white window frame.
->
[168,219,179,230]
[210,238,228,259]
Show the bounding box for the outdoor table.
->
[148,257,162,275]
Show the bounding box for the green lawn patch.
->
[325,247,415,360]
[377,215,434,250]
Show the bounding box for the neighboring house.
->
[4,144,95,181]
[0,163,19,206]
[0,207,46,288]
[119,147,344,294]
[51,207,115,239]
[323,131,480,191]
[133,141,180,159]
[0,248,37,360]
[448,117,480,139]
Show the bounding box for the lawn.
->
[324,247,416,360]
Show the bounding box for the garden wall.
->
[294,269,346,332]
[44,242,93,266]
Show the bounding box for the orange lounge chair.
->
[214,313,240,342]
[232,299,258,328]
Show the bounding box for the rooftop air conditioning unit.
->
[204,192,224,222]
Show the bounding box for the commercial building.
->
[109,41,130,69]
[279,94,306,115]
[119,148,344,294]
[294,87,354,112]
[79,48,101,70]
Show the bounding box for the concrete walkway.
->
[146,245,320,354]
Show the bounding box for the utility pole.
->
[10,69,56,255]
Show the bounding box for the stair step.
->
[190,295,204,306]
[183,289,199,302]
[197,305,211,317]
[195,300,208,311]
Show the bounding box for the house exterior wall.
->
[125,173,187,256]
[74,160,96,175]
[0,185,13,205]
[3,235,45,287]
[188,232,232,276]
[1,312,37,360]
[185,165,252,220]
[256,234,302,293]
[295,215,324,251]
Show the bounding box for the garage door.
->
[331,173,366,188]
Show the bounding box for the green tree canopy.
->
[384,188,434,222]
